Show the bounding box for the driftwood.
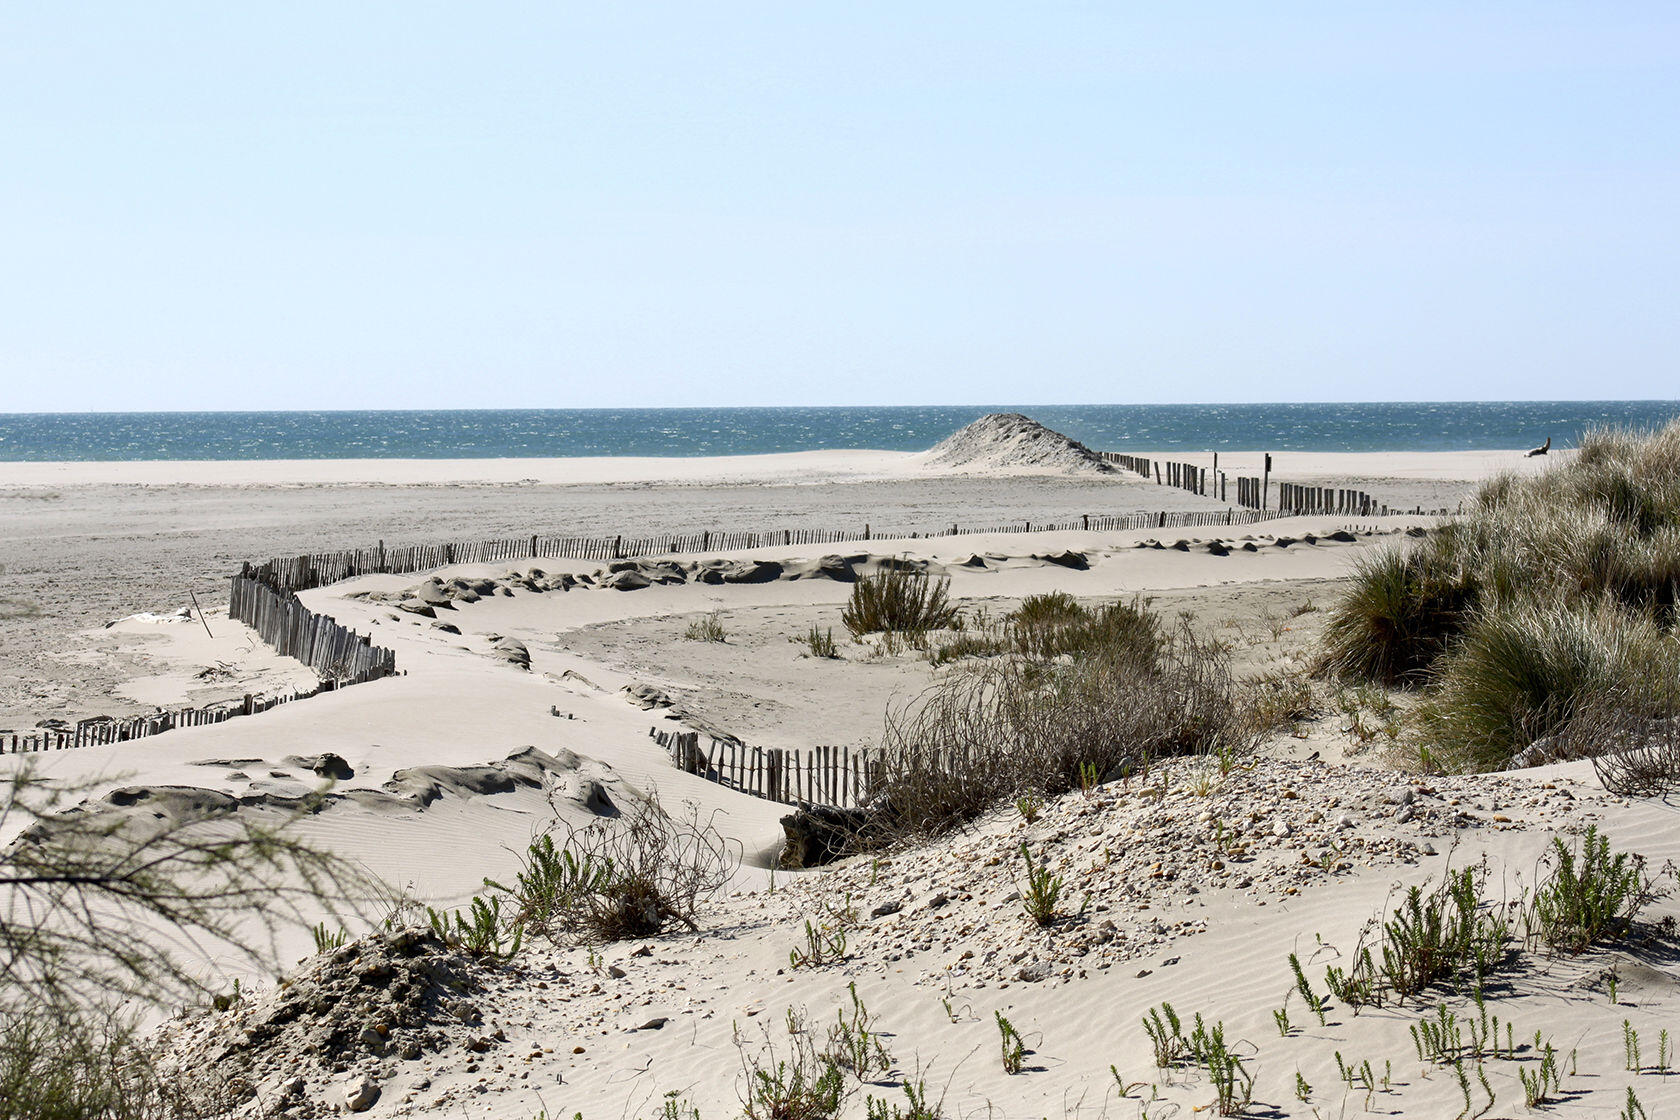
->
[778,804,887,868]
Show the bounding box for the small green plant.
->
[1412,1003,1464,1065]
[1110,1065,1144,1098]
[804,625,839,659]
[1273,1006,1291,1037]
[1530,826,1661,954]
[742,1045,846,1120]
[684,612,728,642]
[789,920,847,969]
[1453,1058,1474,1119]
[865,1079,942,1120]
[310,922,348,954]
[1015,792,1043,824]
[1018,844,1064,926]
[827,984,892,1080]
[428,895,522,958]
[1294,1071,1311,1102]
[648,1092,703,1120]
[210,977,243,1012]
[1660,1028,1671,1074]
[996,1011,1026,1074]
[1143,1003,1189,1068]
[1288,952,1327,1025]
[1189,1013,1254,1116]
[1626,1019,1642,1072]
[1519,1040,1562,1107]
[1622,1085,1649,1120]
[1078,761,1100,796]
[1328,865,1517,1010]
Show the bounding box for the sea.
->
[0,402,1676,462]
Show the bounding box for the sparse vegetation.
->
[1324,864,1517,1009]
[804,624,839,659]
[930,593,1159,666]
[486,795,738,944]
[1141,1003,1251,1116]
[826,983,892,1080]
[428,895,522,958]
[0,765,366,1119]
[1017,844,1064,926]
[875,611,1251,839]
[865,1080,942,1120]
[738,1026,847,1120]
[685,611,728,642]
[789,919,848,970]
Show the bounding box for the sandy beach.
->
[0,445,1551,730]
[7,431,1667,1120]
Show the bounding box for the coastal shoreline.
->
[0,446,1561,489]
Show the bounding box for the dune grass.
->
[1320,419,1680,771]
[841,567,961,640]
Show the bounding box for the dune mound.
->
[923,412,1113,474]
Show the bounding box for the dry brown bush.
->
[873,620,1252,838]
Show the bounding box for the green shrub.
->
[1017,844,1063,926]
[1324,865,1517,1008]
[804,625,838,658]
[486,796,736,943]
[740,1036,846,1120]
[1529,826,1661,954]
[865,1080,942,1120]
[842,567,960,638]
[930,593,1159,666]
[428,895,523,959]
[995,1012,1026,1074]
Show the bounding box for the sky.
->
[2,4,1676,411]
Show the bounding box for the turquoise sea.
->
[0,402,1676,462]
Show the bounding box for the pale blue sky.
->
[2,4,1675,410]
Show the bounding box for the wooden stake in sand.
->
[188,588,214,640]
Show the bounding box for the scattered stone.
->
[343,1075,381,1112]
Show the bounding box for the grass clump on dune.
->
[1320,419,1680,771]
[841,566,961,640]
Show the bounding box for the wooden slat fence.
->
[3,581,399,756]
[1099,452,1153,477]
[652,727,883,809]
[240,498,1439,596]
[2,683,345,755]
[229,574,397,683]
